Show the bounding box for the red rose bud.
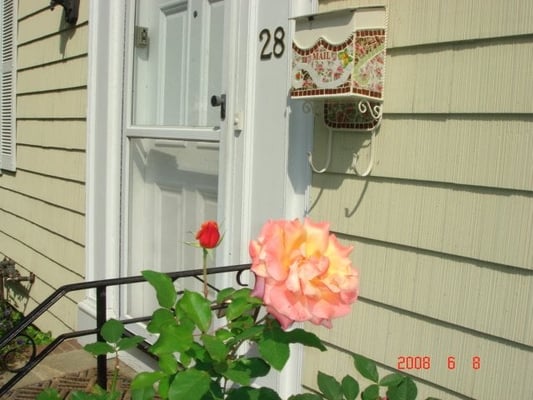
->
[196,221,221,249]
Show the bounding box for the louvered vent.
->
[0,0,15,171]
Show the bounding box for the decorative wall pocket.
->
[291,7,386,176]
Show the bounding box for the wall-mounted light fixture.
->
[291,7,387,176]
[50,0,79,25]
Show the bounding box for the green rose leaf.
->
[131,387,156,400]
[341,374,360,400]
[317,371,343,400]
[207,380,225,400]
[353,354,379,383]
[36,389,62,400]
[258,326,290,370]
[283,328,327,351]
[232,287,254,299]
[101,318,124,344]
[216,287,236,303]
[224,357,271,384]
[228,314,256,333]
[227,386,282,400]
[147,308,175,333]
[158,353,178,374]
[288,394,323,400]
[168,369,211,400]
[226,296,254,321]
[178,290,212,332]
[83,342,115,356]
[150,323,193,355]
[361,384,380,400]
[142,270,177,309]
[232,325,264,343]
[185,342,209,364]
[242,357,271,378]
[215,327,234,341]
[201,333,228,362]
[224,364,252,386]
[379,373,404,387]
[386,376,417,400]
[69,392,96,400]
[117,335,144,351]
[130,371,166,390]
[158,377,170,399]
[179,350,192,367]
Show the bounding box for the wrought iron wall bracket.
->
[303,99,382,176]
[50,0,79,25]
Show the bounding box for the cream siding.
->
[386,39,533,114]
[313,116,533,191]
[304,0,533,399]
[0,1,89,336]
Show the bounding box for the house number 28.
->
[259,27,285,60]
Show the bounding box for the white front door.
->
[122,0,227,319]
[85,0,315,395]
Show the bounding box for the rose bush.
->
[37,218,438,400]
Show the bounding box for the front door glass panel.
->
[124,0,224,319]
[132,0,225,127]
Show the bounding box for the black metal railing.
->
[0,263,251,396]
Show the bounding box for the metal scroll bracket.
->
[50,0,79,25]
[305,99,382,176]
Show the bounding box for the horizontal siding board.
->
[348,237,532,345]
[319,0,533,46]
[24,300,76,338]
[18,2,89,44]
[23,292,82,337]
[310,175,533,270]
[17,25,88,69]
[28,281,85,314]
[17,56,88,93]
[0,189,84,245]
[385,38,533,113]
[18,89,87,119]
[16,146,85,182]
[305,301,533,399]
[0,233,84,286]
[17,120,86,150]
[388,0,533,48]
[18,8,69,43]
[17,2,45,19]
[311,115,533,191]
[0,210,84,273]
[0,234,84,334]
[0,170,84,213]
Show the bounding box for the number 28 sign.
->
[259,27,286,60]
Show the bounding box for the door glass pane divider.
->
[125,126,220,142]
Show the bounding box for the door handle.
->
[210,94,226,121]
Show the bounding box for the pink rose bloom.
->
[249,218,359,329]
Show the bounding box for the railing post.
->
[96,286,107,390]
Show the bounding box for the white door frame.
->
[83,0,317,396]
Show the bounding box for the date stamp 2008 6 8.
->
[397,356,481,370]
